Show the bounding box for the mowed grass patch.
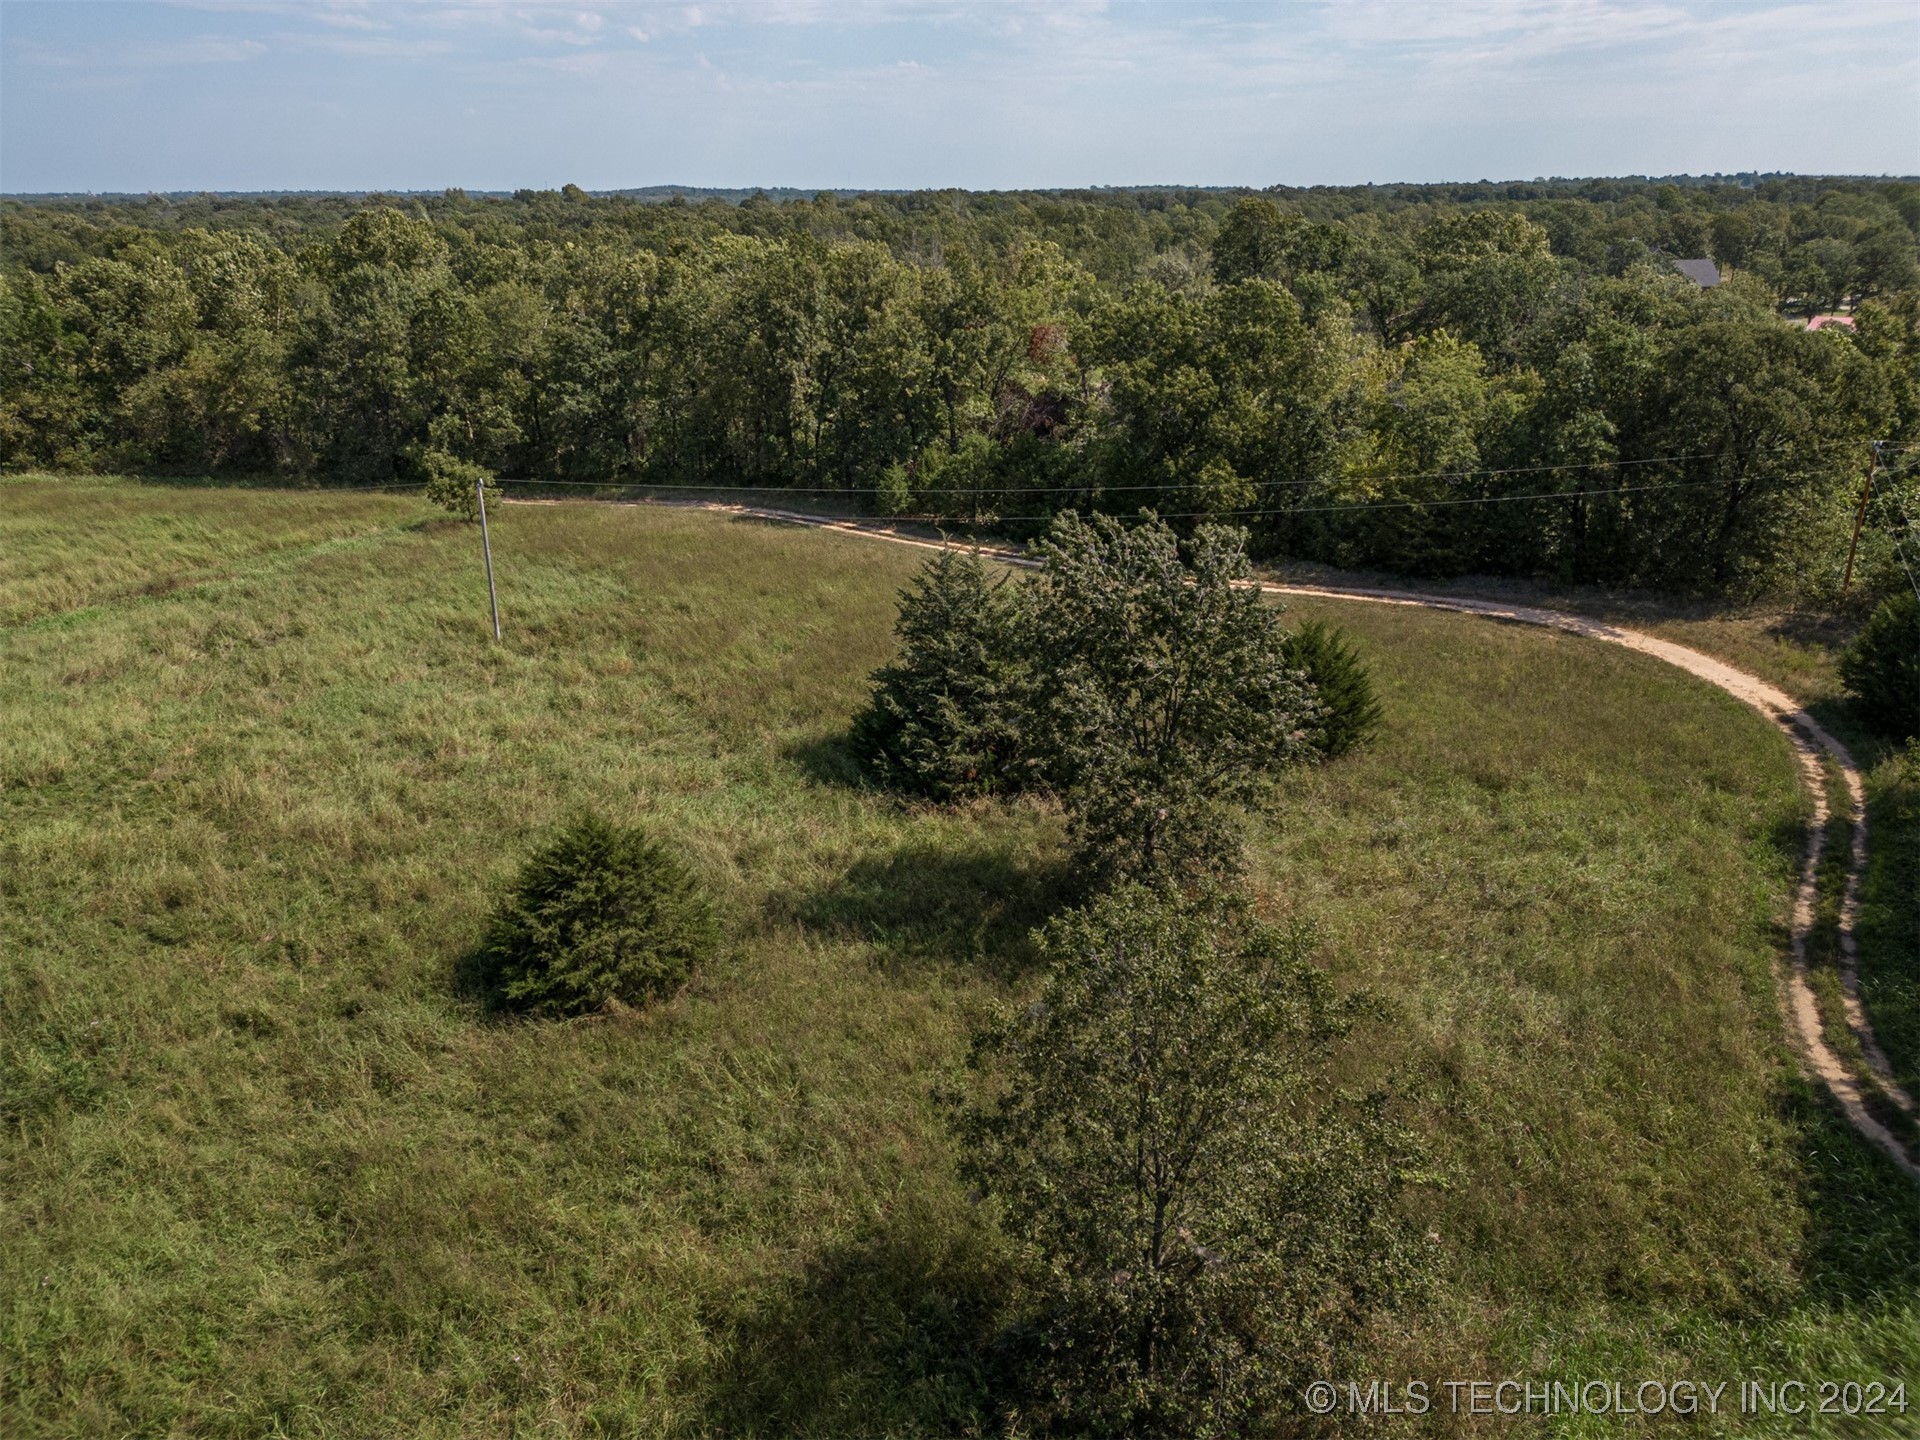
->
[1256,598,1808,1306]
[1598,608,1920,1132]
[2,491,1916,1437]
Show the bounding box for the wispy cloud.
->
[284,33,455,58]
[17,33,269,68]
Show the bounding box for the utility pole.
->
[476,479,502,641]
[1841,441,1882,599]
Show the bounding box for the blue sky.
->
[3,0,1915,193]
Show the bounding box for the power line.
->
[1876,482,1920,603]
[498,469,1858,524]
[484,437,1859,501]
[1089,477,1735,519]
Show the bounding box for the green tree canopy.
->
[957,883,1430,1437]
[1022,512,1317,884]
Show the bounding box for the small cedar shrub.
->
[1839,591,1919,741]
[1280,619,1383,759]
[850,548,1027,801]
[478,815,717,1017]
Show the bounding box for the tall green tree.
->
[1412,209,1562,362]
[291,208,495,480]
[1647,313,1889,592]
[1210,196,1351,291]
[1021,512,1317,884]
[957,884,1429,1438]
[1088,278,1335,520]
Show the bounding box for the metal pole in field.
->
[476,479,502,641]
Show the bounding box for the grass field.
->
[3,476,1916,1438]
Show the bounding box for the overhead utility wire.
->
[1031,475,1776,520]
[496,471,1845,522]
[487,437,1856,500]
[1878,483,1920,603]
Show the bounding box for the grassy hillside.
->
[3,477,1916,1438]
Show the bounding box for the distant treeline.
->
[4,178,1917,598]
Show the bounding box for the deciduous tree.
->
[1022,512,1316,884]
[956,884,1430,1437]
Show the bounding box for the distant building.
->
[1672,257,1721,288]
[1806,314,1856,332]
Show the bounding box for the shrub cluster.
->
[853,513,1383,883]
[474,815,716,1017]
[1840,590,1920,740]
[857,517,1419,1432]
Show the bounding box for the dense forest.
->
[4,177,1917,599]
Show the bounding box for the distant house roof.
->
[1673,257,1721,288]
[1807,314,1856,332]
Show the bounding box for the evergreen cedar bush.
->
[850,548,1028,801]
[955,884,1431,1437]
[1280,619,1384,759]
[1840,591,1919,740]
[476,815,717,1017]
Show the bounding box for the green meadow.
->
[3,477,1915,1438]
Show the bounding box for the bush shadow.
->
[785,842,1071,980]
[449,941,511,1018]
[1778,1076,1920,1308]
[1763,610,1854,654]
[694,1194,1015,1439]
[783,732,870,790]
[1799,695,1904,771]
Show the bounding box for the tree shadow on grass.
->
[782,842,1072,980]
[1779,1076,1920,1308]
[449,941,512,1019]
[694,1194,1016,1439]
[783,732,870,790]
[1763,610,1854,656]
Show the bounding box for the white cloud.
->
[17,33,269,67]
[287,34,456,57]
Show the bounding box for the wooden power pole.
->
[1841,442,1882,599]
